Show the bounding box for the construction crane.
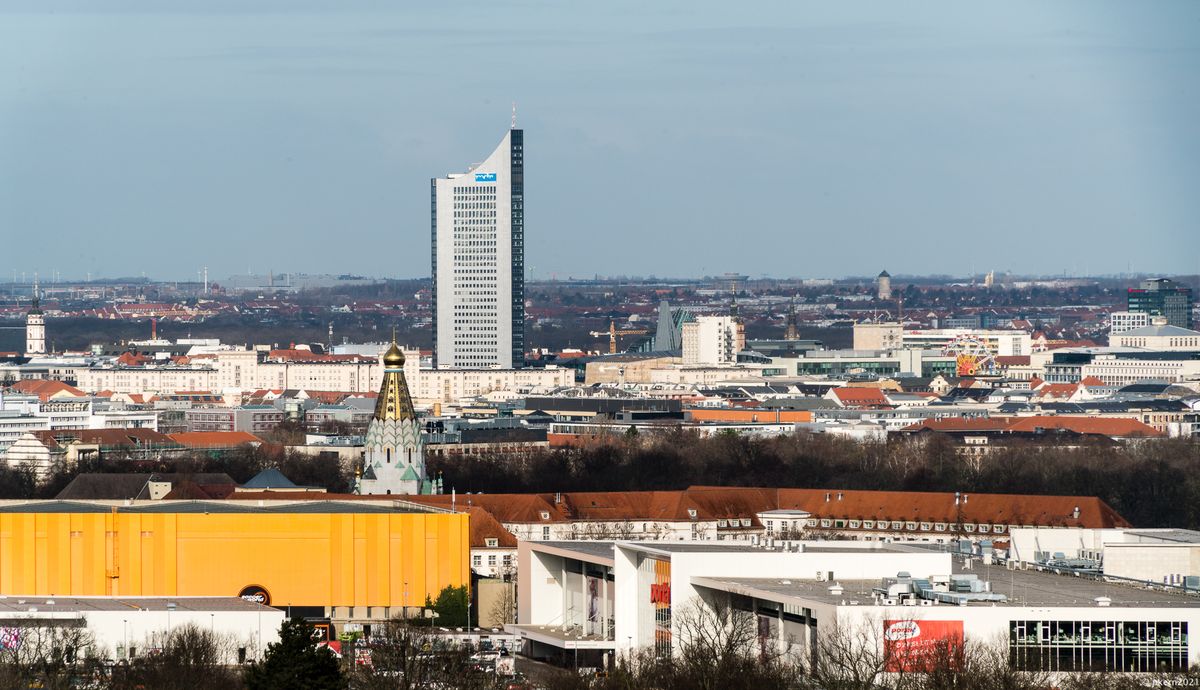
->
[590,320,649,355]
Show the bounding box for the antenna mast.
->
[511,102,517,129]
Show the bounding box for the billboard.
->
[883,619,963,672]
[475,172,497,182]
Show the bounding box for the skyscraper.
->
[431,127,524,369]
[1127,278,1193,330]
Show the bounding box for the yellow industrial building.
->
[0,499,469,624]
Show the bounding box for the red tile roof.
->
[266,349,374,363]
[29,428,178,450]
[167,431,263,448]
[1004,416,1161,438]
[771,488,1128,529]
[1036,383,1080,399]
[994,355,1031,367]
[220,485,1131,535]
[8,379,86,401]
[830,387,890,407]
[905,415,1162,439]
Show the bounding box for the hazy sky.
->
[2,1,1198,282]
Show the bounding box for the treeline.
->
[430,432,1200,530]
[0,444,354,501]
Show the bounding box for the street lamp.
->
[123,619,128,660]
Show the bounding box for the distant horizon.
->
[3,270,1199,288]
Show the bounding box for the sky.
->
[2,1,1198,283]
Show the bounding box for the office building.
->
[432,127,525,368]
[682,316,744,365]
[1109,311,1150,336]
[1127,278,1194,329]
[512,540,1200,672]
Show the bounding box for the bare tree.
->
[487,574,517,627]
[0,622,98,690]
[112,623,242,690]
[349,618,500,690]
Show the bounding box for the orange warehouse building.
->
[685,408,813,424]
[0,499,469,625]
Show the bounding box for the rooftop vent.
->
[1094,596,1112,607]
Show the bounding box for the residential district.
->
[3,128,1200,687]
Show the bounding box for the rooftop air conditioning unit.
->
[882,598,897,606]
[816,571,828,582]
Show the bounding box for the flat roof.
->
[695,562,1200,610]
[0,596,277,614]
[535,541,617,564]
[1124,529,1200,545]
[0,499,443,515]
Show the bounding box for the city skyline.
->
[3,1,1199,280]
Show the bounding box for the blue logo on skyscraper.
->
[475,172,497,182]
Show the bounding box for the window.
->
[542,526,550,540]
[485,538,498,547]
[472,555,482,567]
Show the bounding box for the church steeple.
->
[25,277,46,356]
[373,340,416,422]
[358,335,425,496]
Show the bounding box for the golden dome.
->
[382,341,405,367]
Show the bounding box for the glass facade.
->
[637,556,672,657]
[1009,620,1189,673]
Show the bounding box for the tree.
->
[244,618,346,690]
[349,617,497,690]
[429,585,471,628]
[113,623,241,690]
[487,576,517,628]
[0,623,97,690]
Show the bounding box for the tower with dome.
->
[357,339,427,495]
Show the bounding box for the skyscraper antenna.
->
[511,102,517,129]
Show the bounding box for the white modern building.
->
[1110,320,1200,352]
[1110,311,1151,336]
[682,316,744,365]
[512,539,1200,674]
[901,328,1032,357]
[1008,527,1200,590]
[0,596,283,664]
[432,127,525,369]
[0,393,158,453]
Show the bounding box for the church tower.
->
[357,340,425,495]
[25,280,46,356]
[784,295,799,341]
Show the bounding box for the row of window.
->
[763,518,1009,534]
[471,553,514,569]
